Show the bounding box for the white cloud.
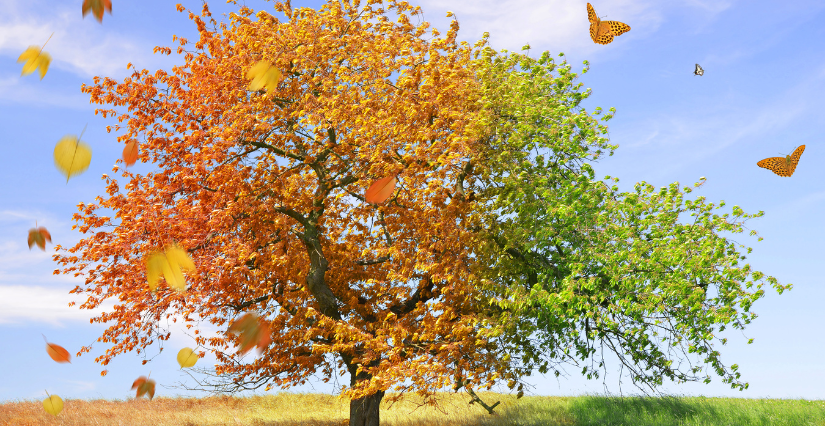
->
[0,74,92,109]
[0,0,185,112]
[682,0,735,14]
[0,1,174,79]
[613,55,824,176]
[764,190,825,220]
[0,285,117,327]
[0,209,40,222]
[409,0,728,56]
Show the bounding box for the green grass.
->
[2,391,825,425]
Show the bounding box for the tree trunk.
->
[349,390,385,426]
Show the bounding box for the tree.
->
[55,1,508,425]
[460,45,793,399]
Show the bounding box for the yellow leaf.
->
[54,135,92,182]
[165,245,195,291]
[146,244,196,293]
[177,347,198,368]
[18,46,51,79]
[145,251,166,292]
[43,394,63,416]
[246,60,282,92]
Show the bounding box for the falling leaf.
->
[123,141,139,166]
[42,334,71,363]
[365,175,397,204]
[131,375,156,400]
[28,226,52,251]
[177,347,198,368]
[246,60,282,92]
[228,313,272,356]
[83,0,112,23]
[54,127,92,183]
[18,47,51,80]
[42,393,63,416]
[146,244,196,293]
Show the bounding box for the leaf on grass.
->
[131,376,156,400]
[228,313,272,356]
[82,0,112,23]
[123,141,138,166]
[54,135,92,182]
[177,347,198,368]
[246,60,282,92]
[28,227,52,251]
[42,334,71,363]
[42,394,63,416]
[146,244,196,293]
[17,47,51,80]
[365,175,397,204]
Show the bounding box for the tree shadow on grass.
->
[560,392,718,426]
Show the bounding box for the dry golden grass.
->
[5,391,825,426]
[0,391,573,426]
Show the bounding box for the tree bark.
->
[349,390,385,426]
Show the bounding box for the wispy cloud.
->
[0,2,173,80]
[410,0,739,55]
[682,0,735,14]
[614,55,825,177]
[0,285,116,327]
[0,75,92,109]
[764,190,825,220]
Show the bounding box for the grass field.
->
[3,391,825,425]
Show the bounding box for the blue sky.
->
[1,0,824,406]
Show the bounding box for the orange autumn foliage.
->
[56,0,500,417]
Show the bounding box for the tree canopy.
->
[56,0,506,424]
[51,0,791,425]
[462,45,792,398]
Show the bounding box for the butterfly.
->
[756,145,805,177]
[694,64,704,76]
[587,3,631,45]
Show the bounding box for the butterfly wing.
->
[587,3,598,24]
[595,22,615,44]
[694,64,704,76]
[757,156,790,177]
[590,22,599,43]
[606,21,631,37]
[587,3,600,43]
[786,145,805,176]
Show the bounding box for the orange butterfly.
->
[587,3,631,45]
[757,145,805,177]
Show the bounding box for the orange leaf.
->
[256,321,272,352]
[123,141,138,166]
[365,175,397,204]
[82,0,112,23]
[131,375,156,400]
[228,313,272,355]
[246,60,282,92]
[28,227,52,251]
[42,334,71,363]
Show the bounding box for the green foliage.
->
[463,47,791,397]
